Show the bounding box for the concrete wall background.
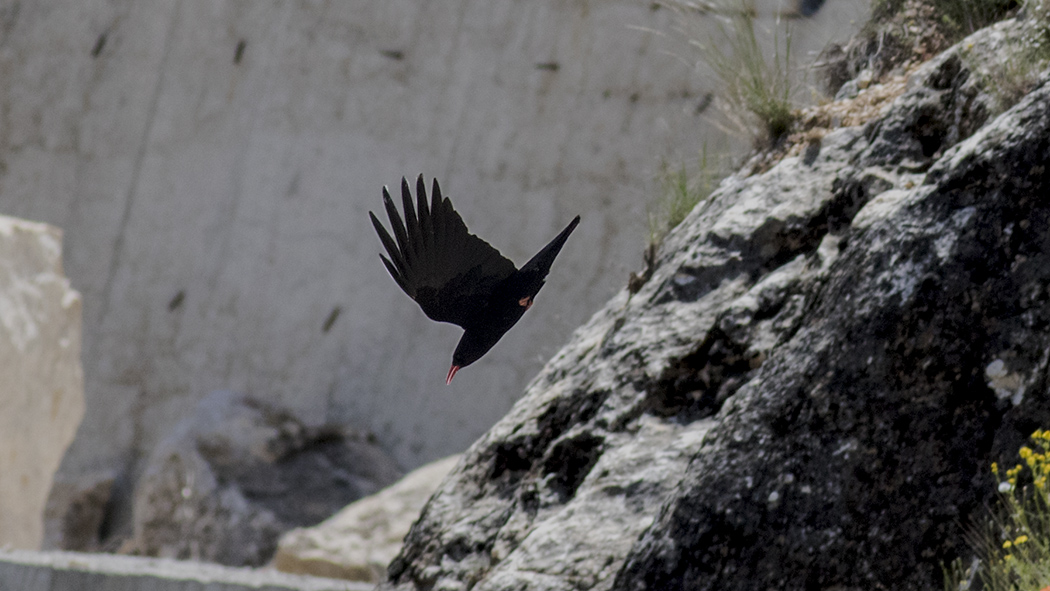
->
[0,0,866,539]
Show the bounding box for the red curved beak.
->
[446,365,461,385]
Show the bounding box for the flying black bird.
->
[370,175,580,384]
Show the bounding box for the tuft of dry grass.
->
[666,0,801,146]
[648,146,724,248]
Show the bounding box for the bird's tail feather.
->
[519,215,581,276]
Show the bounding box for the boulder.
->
[124,390,402,566]
[381,17,1050,591]
[273,454,461,582]
[42,470,116,552]
[0,216,83,550]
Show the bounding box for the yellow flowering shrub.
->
[952,429,1050,590]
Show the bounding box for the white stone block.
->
[0,216,84,549]
[273,454,460,582]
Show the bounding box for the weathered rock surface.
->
[0,216,84,550]
[382,18,1050,591]
[273,454,461,582]
[124,390,402,566]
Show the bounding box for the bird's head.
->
[447,329,503,384]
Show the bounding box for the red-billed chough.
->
[370,175,580,384]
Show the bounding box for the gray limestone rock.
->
[42,470,115,552]
[382,19,1050,591]
[126,390,403,566]
[614,68,1050,591]
[273,455,462,583]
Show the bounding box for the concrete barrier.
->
[0,550,373,591]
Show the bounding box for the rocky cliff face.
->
[382,17,1050,591]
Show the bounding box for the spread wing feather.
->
[370,175,518,327]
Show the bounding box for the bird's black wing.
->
[370,175,517,328]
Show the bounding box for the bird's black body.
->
[369,175,580,383]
